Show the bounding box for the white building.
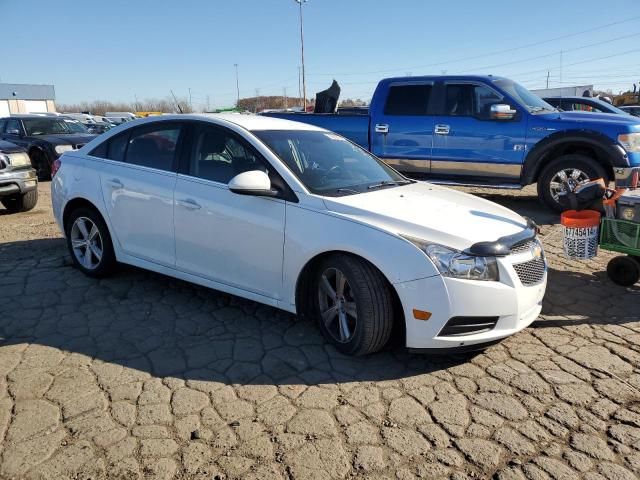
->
[0,83,57,116]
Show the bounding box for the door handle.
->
[106,178,123,188]
[375,123,389,134]
[434,124,450,135]
[176,198,201,210]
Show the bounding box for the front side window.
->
[254,130,408,196]
[125,125,181,171]
[444,84,504,117]
[6,119,22,134]
[188,125,266,184]
[493,79,554,113]
[384,84,432,116]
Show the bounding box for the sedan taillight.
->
[51,158,62,177]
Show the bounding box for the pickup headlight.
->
[618,133,640,152]
[401,236,499,281]
[7,152,31,167]
[55,145,74,155]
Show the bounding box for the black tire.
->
[537,154,609,212]
[1,189,38,213]
[311,254,394,356]
[65,207,116,278]
[30,150,51,181]
[607,256,640,287]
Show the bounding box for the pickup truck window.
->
[444,84,503,117]
[493,79,553,113]
[384,84,432,116]
[254,130,408,196]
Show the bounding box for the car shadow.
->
[0,238,476,386]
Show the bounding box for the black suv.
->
[0,116,97,180]
[0,140,38,212]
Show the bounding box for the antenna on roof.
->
[170,89,183,114]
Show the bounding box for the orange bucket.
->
[560,210,601,259]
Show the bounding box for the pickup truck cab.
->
[264,76,640,211]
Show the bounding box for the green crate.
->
[599,217,640,256]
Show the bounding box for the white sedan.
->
[51,114,546,355]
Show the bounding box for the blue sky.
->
[2,0,639,109]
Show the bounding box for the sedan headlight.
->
[7,152,31,167]
[401,236,499,281]
[55,145,74,155]
[618,133,640,153]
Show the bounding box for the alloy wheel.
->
[70,216,103,270]
[549,168,590,201]
[318,267,358,343]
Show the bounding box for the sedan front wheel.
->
[313,254,395,356]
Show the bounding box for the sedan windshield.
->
[254,130,410,196]
[23,118,89,136]
[493,79,555,113]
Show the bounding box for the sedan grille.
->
[513,257,546,286]
[510,240,536,255]
[438,316,499,337]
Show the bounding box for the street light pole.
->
[295,0,308,111]
[234,63,240,107]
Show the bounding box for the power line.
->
[311,15,640,77]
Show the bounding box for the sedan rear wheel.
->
[313,254,394,356]
[65,207,116,278]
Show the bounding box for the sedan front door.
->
[173,123,286,300]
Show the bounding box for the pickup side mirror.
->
[6,128,22,136]
[228,170,279,198]
[490,104,517,121]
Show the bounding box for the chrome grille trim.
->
[513,257,546,286]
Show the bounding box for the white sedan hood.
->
[322,182,529,252]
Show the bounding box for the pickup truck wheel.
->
[30,150,51,181]
[65,208,116,278]
[1,189,38,213]
[312,254,394,356]
[537,154,608,212]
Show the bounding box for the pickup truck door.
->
[370,82,434,175]
[431,82,527,181]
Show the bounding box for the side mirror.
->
[490,104,517,120]
[6,128,21,136]
[228,170,278,197]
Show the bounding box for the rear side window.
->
[125,125,181,171]
[384,84,432,115]
[89,132,128,160]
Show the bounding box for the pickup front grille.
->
[438,316,499,337]
[513,257,546,286]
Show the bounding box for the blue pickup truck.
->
[264,75,640,210]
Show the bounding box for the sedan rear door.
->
[95,121,183,266]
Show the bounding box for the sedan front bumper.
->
[395,247,547,351]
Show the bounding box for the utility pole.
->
[234,64,240,107]
[546,70,550,89]
[284,87,288,109]
[188,88,192,111]
[206,95,210,112]
[294,0,308,111]
[255,88,260,113]
[298,66,302,105]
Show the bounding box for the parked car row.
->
[264,75,640,212]
[0,115,98,180]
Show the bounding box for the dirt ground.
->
[0,181,639,480]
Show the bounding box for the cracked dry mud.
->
[0,183,639,479]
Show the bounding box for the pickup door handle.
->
[375,123,389,134]
[176,198,201,210]
[106,178,123,188]
[434,124,450,135]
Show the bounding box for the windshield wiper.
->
[367,180,411,190]
[335,188,361,195]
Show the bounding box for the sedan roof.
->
[134,113,326,132]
